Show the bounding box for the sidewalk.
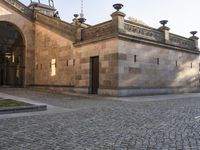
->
[0,92,75,119]
[109,92,200,102]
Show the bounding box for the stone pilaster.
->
[76,27,83,42]
[189,31,199,50]
[159,20,170,43]
[111,11,126,33]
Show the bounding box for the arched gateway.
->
[0,0,35,87]
[0,21,25,86]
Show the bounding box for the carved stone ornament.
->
[113,3,124,11]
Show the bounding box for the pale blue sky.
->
[20,0,200,38]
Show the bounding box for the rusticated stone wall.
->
[34,23,75,86]
[1,0,199,96]
[74,38,119,93]
[115,39,200,96]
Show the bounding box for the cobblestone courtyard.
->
[1,88,200,150]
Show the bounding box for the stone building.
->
[0,0,199,96]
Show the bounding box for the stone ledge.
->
[0,105,47,115]
[2,0,34,21]
[99,87,200,97]
[35,13,77,41]
[118,34,200,55]
[74,34,117,47]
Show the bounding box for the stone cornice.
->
[74,32,200,55]
[2,0,198,54]
[81,20,113,41]
[118,33,200,55]
[2,0,34,21]
[123,21,196,51]
[74,34,117,47]
[75,18,199,54]
[35,13,77,42]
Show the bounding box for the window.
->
[157,58,159,65]
[73,59,75,66]
[66,60,68,66]
[36,64,38,70]
[12,52,15,63]
[176,61,178,67]
[51,59,56,76]
[134,55,137,63]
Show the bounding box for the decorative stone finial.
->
[160,20,168,27]
[190,31,197,37]
[74,14,79,19]
[78,17,86,23]
[159,20,170,31]
[72,14,80,25]
[189,31,199,50]
[189,31,199,41]
[113,3,124,11]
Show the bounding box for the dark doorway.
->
[90,56,99,94]
[0,21,25,86]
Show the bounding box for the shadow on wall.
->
[118,42,199,90]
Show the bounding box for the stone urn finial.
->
[160,20,168,27]
[113,3,124,11]
[78,17,86,23]
[158,20,170,31]
[74,14,79,19]
[189,31,199,50]
[190,31,197,37]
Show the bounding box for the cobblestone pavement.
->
[1,88,200,150]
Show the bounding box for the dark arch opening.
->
[0,21,25,86]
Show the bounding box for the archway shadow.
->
[0,21,25,86]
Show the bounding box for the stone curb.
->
[0,105,47,115]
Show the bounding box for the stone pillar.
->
[74,14,87,42]
[76,27,83,42]
[159,20,170,43]
[189,31,199,50]
[72,14,82,26]
[111,10,126,33]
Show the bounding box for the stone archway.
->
[0,1,35,86]
[0,21,25,86]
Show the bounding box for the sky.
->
[20,0,200,38]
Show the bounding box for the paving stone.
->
[1,88,200,149]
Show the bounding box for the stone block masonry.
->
[0,0,199,96]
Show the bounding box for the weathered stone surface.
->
[34,23,75,86]
[0,0,199,96]
[118,40,200,91]
[75,38,119,89]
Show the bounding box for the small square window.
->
[157,58,159,65]
[73,59,75,66]
[36,64,38,70]
[66,60,68,66]
[134,55,137,63]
